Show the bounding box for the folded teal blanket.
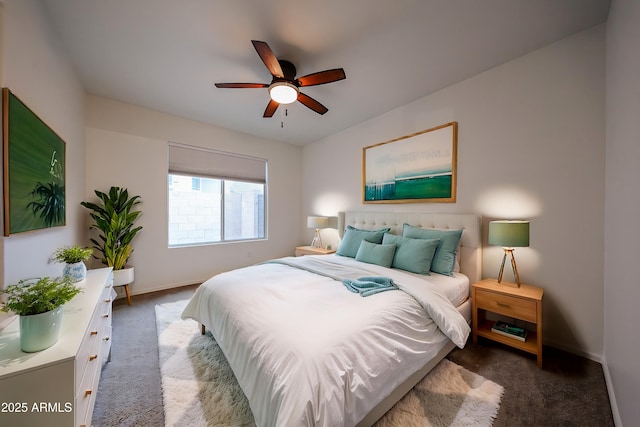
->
[342,276,399,297]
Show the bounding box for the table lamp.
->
[488,220,530,287]
[307,216,329,248]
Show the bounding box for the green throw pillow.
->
[402,224,463,276]
[382,233,440,275]
[355,240,397,268]
[336,225,391,258]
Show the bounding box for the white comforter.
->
[181,255,470,427]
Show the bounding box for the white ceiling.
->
[41,0,610,146]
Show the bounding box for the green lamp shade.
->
[488,220,530,247]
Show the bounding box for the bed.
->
[182,211,482,427]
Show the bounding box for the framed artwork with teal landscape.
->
[2,88,66,235]
[363,122,457,203]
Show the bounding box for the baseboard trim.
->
[600,355,622,427]
[113,280,202,300]
[543,338,602,363]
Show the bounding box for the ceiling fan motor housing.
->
[276,60,297,83]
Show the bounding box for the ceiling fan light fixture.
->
[269,81,299,104]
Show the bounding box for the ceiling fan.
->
[215,40,346,118]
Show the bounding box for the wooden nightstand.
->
[472,278,544,368]
[295,246,336,256]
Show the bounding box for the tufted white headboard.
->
[338,211,482,284]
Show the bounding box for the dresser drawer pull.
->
[104,299,112,303]
[85,390,92,397]
[102,314,109,318]
[89,354,98,361]
[103,336,110,341]
[90,330,98,336]
[496,302,511,308]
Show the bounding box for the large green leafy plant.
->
[1,277,81,316]
[81,187,143,270]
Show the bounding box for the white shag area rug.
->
[156,300,503,427]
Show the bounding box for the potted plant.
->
[81,187,142,302]
[1,276,82,352]
[52,245,93,282]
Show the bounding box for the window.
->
[167,143,266,246]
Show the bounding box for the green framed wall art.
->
[2,88,66,235]
[363,121,458,203]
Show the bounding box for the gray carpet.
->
[92,285,614,427]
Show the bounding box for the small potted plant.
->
[52,245,93,282]
[1,276,82,352]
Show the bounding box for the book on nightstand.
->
[491,321,527,342]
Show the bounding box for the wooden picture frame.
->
[362,122,457,204]
[3,88,66,235]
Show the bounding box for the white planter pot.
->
[20,307,63,352]
[113,266,134,287]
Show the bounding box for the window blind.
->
[168,142,267,183]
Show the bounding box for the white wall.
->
[604,0,640,425]
[303,26,606,359]
[0,0,86,286]
[85,95,302,295]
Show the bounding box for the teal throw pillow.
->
[336,225,391,258]
[382,233,440,275]
[355,240,397,268]
[402,224,463,276]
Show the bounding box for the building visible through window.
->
[191,177,201,191]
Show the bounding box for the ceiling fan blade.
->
[252,40,284,78]
[297,68,346,87]
[297,92,328,115]
[263,99,279,118]
[214,83,268,88]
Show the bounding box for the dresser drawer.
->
[75,356,101,427]
[475,289,537,322]
[75,307,102,391]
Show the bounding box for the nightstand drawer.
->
[475,289,537,322]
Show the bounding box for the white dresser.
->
[0,268,114,427]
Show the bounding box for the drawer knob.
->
[102,314,109,318]
[104,299,112,303]
[85,390,92,397]
[103,336,110,341]
[90,330,98,336]
[496,302,511,308]
[89,354,98,361]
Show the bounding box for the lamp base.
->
[497,248,522,287]
[310,228,324,249]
